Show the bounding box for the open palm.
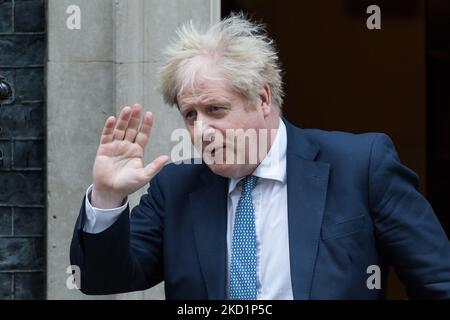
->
[92,104,168,208]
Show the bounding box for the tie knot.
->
[241,175,258,194]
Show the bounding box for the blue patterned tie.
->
[229,175,258,300]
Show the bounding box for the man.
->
[70,15,450,299]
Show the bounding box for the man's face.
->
[177,73,271,179]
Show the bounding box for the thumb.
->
[144,155,169,180]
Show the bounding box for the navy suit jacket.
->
[70,119,450,299]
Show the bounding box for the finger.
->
[135,112,153,149]
[100,116,116,144]
[144,155,169,179]
[124,104,142,142]
[113,106,132,140]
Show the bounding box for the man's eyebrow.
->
[179,98,231,110]
[201,97,231,106]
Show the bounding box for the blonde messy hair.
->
[159,13,284,109]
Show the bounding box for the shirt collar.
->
[228,118,287,194]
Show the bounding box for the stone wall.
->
[46,0,220,299]
[0,0,46,300]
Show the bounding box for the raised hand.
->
[91,104,169,208]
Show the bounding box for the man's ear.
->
[260,83,272,117]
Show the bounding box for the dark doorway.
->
[223,0,449,299]
[427,0,450,240]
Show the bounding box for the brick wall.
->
[0,0,45,299]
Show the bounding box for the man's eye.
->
[209,106,222,112]
[184,111,196,120]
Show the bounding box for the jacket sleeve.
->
[69,175,165,295]
[369,133,450,299]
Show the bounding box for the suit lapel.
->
[284,120,330,299]
[189,168,228,299]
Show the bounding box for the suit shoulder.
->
[300,128,393,160]
[155,161,206,181]
[150,161,211,193]
[301,128,385,144]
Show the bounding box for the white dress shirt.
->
[84,118,293,300]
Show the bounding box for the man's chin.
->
[206,163,242,179]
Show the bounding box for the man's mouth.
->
[205,145,225,159]
[211,146,222,157]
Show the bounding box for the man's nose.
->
[194,115,215,141]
